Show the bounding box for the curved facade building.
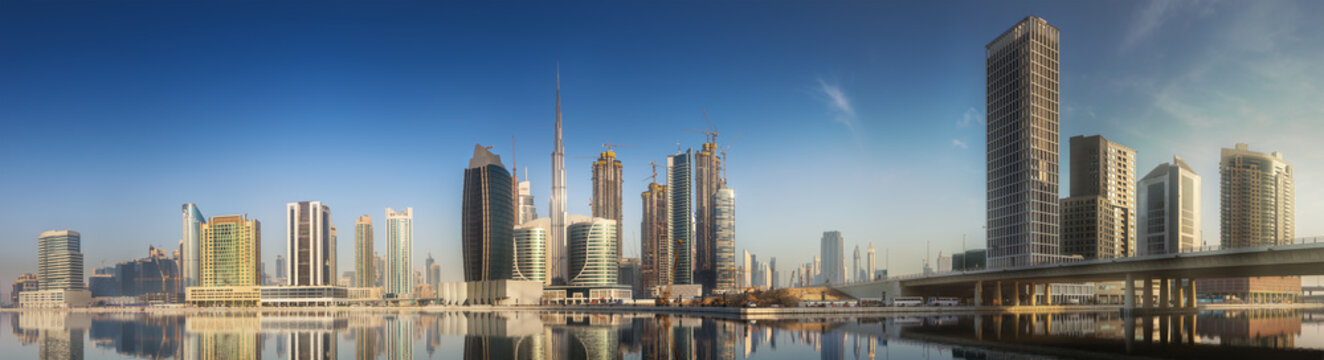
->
[462,144,514,282]
[181,203,205,289]
[568,218,618,286]
[513,218,548,283]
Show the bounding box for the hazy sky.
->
[2,1,1323,289]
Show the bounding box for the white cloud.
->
[951,139,968,149]
[1121,1,1180,52]
[958,107,984,127]
[816,79,857,131]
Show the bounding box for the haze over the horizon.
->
[2,1,1323,288]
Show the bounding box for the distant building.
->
[668,150,694,284]
[1199,144,1298,303]
[866,243,876,282]
[693,140,723,293]
[852,245,862,283]
[712,187,736,293]
[181,203,205,289]
[1138,156,1202,255]
[385,207,414,296]
[424,253,437,287]
[591,147,624,262]
[951,249,988,271]
[23,230,90,308]
[10,273,38,305]
[986,16,1062,268]
[274,255,286,284]
[514,218,549,283]
[462,144,514,282]
[517,174,538,225]
[568,218,618,286]
[820,231,845,285]
[618,257,641,296]
[1060,135,1137,259]
[355,215,374,288]
[639,182,670,291]
[287,201,334,286]
[93,246,182,301]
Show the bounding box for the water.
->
[2,309,1323,359]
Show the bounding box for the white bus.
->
[891,296,924,307]
[927,297,960,306]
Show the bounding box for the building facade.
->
[200,215,261,287]
[866,243,876,282]
[668,150,694,284]
[10,273,38,305]
[354,215,374,288]
[1060,135,1137,260]
[287,201,334,286]
[820,231,845,285]
[462,144,515,282]
[181,203,205,289]
[1199,144,1297,303]
[568,218,619,286]
[385,207,414,296]
[38,230,85,291]
[711,187,736,293]
[640,182,670,292]
[591,148,624,262]
[514,218,549,283]
[1138,156,1201,255]
[986,16,1062,268]
[693,141,722,293]
[517,176,537,225]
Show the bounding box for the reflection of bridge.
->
[837,243,1324,312]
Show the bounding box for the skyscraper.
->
[354,215,374,288]
[668,149,694,284]
[517,173,537,225]
[568,218,618,286]
[712,187,736,293]
[852,245,862,283]
[1221,143,1294,248]
[549,70,569,285]
[640,181,670,292]
[287,201,334,286]
[866,243,876,282]
[1138,156,1201,255]
[38,230,85,291]
[462,144,514,282]
[181,203,205,289]
[385,207,414,296]
[592,147,624,262]
[1060,135,1137,259]
[741,250,752,289]
[274,255,285,284]
[200,215,261,286]
[986,16,1062,269]
[768,257,777,289]
[514,218,549,283]
[424,253,436,286]
[820,231,845,285]
[693,140,722,292]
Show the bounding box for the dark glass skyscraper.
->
[462,144,514,282]
[668,150,693,284]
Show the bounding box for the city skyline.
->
[5,2,1324,287]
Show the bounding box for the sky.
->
[2,1,1323,290]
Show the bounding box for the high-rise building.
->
[274,255,286,284]
[385,207,414,296]
[200,215,261,286]
[549,71,570,285]
[354,215,374,288]
[514,218,549,283]
[820,231,845,285]
[1060,135,1137,259]
[693,140,723,293]
[1199,144,1298,303]
[986,16,1062,268]
[568,218,618,286]
[38,230,85,291]
[768,257,777,289]
[428,263,440,288]
[181,203,205,289]
[852,245,862,283]
[741,250,752,289]
[1221,143,1294,248]
[668,150,694,284]
[640,182,671,291]
[592,147,625,262]
[1138,156,1201,255]
[462,144,514,282]
[712,187,736,293]
[329,223,337,286]
[286,201,334,286]
[424,253,436,286]
[517,173,538,225]
[866,243,876,282]
[374,253,385,287]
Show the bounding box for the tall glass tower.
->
[568,218,619,286]
[181,204,205,289]
[712,187,736,293]
[985,16,1062,268]
[385,207,414,295]
[286,201,333,286]
[38,230,85,291]
[462,144,514,282]
[668,150,694,284]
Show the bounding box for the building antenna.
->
[511,135,517,172]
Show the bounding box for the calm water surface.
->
[2,309,1323,359]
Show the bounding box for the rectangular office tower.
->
[592,148,625,262]
[1138,156,1201,255]
[985,16,1062,268]
[462,144,514,282]
[712,187,736,293]
[287,201,334,286]
[820,231,845,285]
[181,204,205,289]
[38,230,85,291]
[668,150,694,284]
[1060,135,1137,259]
[385,208,414,296]
[354,215,373,288]
[640,182,671,291]
[200,215,261,286]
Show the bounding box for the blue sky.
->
[2,1,1323,288]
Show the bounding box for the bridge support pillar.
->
[1124,273,1135,312]
[974,281,983,306]
[1159,277,1170,310]
[1044,283,1052,305]
[1143,277,1154,309]
[1012,282,1021,306]
[1187,280,1198,308]
[993,281,1002,306]
[1029,283,1037,306]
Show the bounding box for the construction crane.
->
[642,161,659,183]
[683,108,719,144]
[601,142,637,153]
[720,130,741,179]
